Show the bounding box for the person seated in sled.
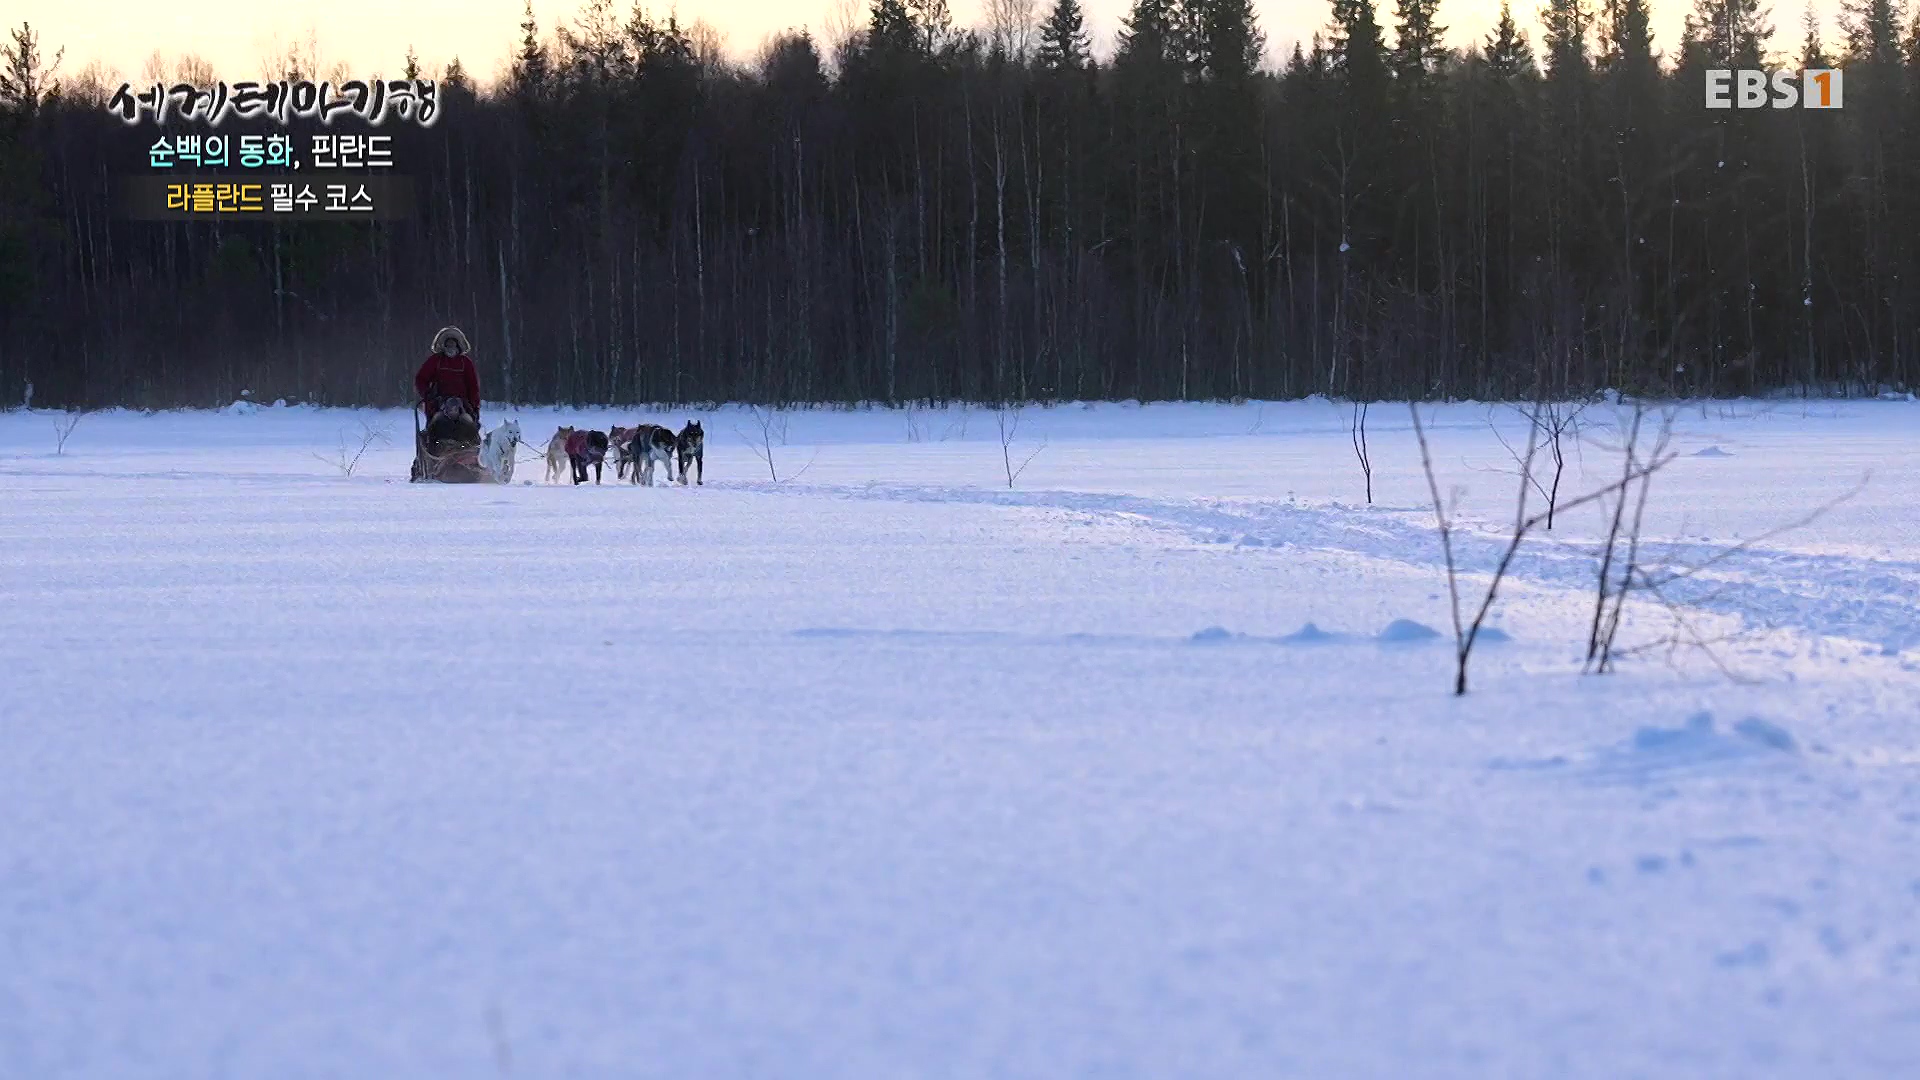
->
[417,326,481,448]
[425,398,480,453]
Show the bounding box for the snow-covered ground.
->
[3,397,1918,1078]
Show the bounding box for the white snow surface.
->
[3,398,1919,1078]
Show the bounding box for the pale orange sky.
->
[21,0,1836,87]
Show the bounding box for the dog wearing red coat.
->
[565,429,609,485]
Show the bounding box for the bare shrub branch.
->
[1410,404,1466,679]
[1488,400,1585,529]
[737,405,813,483]
[997,404,1046,488]
[52,410,84,454]
[1584,417,1867,675]
[314,420,389,477]
[1413,401,1675,696]
[1350,400,1373,504]
[940,406,971,442]
[1586,407,1657,665]
[737,404,782,481]
[785,447,822,482]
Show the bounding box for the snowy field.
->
[3,396,1919,1078]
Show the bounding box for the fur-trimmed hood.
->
[430,326,471,355]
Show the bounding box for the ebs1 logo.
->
[1705,69,1843,109]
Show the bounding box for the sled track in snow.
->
[773,481,1920,656]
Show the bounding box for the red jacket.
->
[416,354,480,418]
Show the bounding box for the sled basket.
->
[409,403,498,484]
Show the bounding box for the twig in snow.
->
[1488,401,1585,530]
[52,409,84,454]
[1585,439,1866,675]
[737,404,783,481]
[736,404,815,482]
[997,404,1046,489]
[1412,401,1675,696]
[313,420,389,476]
[1350,400,1373,504]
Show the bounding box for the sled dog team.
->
[415,328,705,488]
[544,420,705,486]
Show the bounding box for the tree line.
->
[1,0,1917,410]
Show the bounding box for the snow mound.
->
[1475,626,1513,643]
[1378,618,1440,643]
[1627,711,1798,756]
[1582,712,1798,785]
[1731,716,1796,752]
[1492,712,1798,783]
[1692,446,1733,458]
[224,400,259,416]
[1190,622,1358,645]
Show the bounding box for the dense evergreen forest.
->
[0,0,1917,409]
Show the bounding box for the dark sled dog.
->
[565,429,609,485]
[628,424,677,486]
[676,420,704,486]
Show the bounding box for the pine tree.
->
[1485,2,1537,76]
[868,0,922,55]
[1598,0,1663,386]
[1600,0,1655,69]
[1198,0,1265,81]
[1036,0,1093,70]
[0,22,60,117]
[1329,0,1390,94]
[906,0,956,53]
[509,0,551,96]
[1324,0,1392,326]
[0,22,61,324]
[1540,0,1592,80]
[1391,0,1447,81]
[1169,0,1205,73]
[1684,0,1773,67]
[1117,0,1179,68]
[1838,0,1903,63]
[1802,4,1832,63]
[1599,0,1658,137]
[403,46,421,81]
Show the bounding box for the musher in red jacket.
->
[416,326,481,446]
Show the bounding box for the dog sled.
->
[410,401,502,484]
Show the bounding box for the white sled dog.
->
[545,426,575,484]
[629,424,677,486]
[480,419,522,484]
